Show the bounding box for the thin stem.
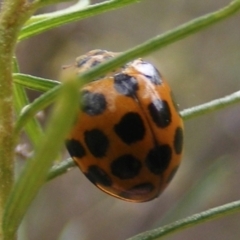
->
[181,90,240,120]
[127,200,240,240]
[13,73,59,91]
[46,158,76,181]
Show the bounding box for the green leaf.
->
[13,73,59,92]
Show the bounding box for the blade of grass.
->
[13,73,59,92]
[3,78,79,239]
[14,0,240,135]
[19,0,142,41]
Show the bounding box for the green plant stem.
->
[181,91,240,120]
[13,73,59,91]
[0,1,37,239]
[46,158,76,181]
[127,200,240,240]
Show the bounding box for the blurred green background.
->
[16,0,240,239]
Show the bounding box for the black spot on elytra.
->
[65,139,86,158]
[81,90,107,116]
[84,129,109,158]
[111,154,142,179]
[145,145,172,175]
[119,182,155,199]
[148,99,171,128]
[166,166,179,184]
[85,165,112,186]
[114,73,139,97]
[174,127,184,154]
[139,62,162,85]
[114,112,145,145]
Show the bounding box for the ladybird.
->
[65,49,183,202]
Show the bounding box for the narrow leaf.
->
[13,73,59,92]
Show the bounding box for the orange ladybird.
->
[65,49,183,202]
